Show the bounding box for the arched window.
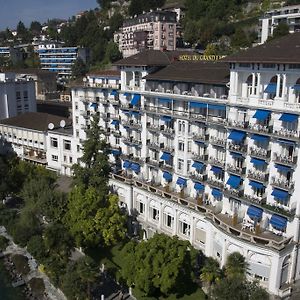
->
[264,76,277,99]
[246,74,253,96]
[293,78,300,103]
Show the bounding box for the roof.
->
[0,112,70,132]
[87,69,120,77]
[114,50,173,67]
[223,33,300,64]
[1,68,56,76]
[144,61,230,85]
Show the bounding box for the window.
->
[179,221,190,236]
[77,145,80,152]
[178,158,184,171]
[178,121,185,133]
[69,157,73,163]
[116,137,120,145]
[23,91,28,98]
[75,116,79,124]
[64,140,71,151]
[64,155,67,162]
[52,155,58,162]
[150,207,159,221]
[50,137,58,148]
[163,213,174,228]
[178,141,185,151]
[138,202,145,214]
[188,141,192,152]
[16,91,21,99]
[75,102,78,110]
[76,130,79,138]
[187,160,191,172]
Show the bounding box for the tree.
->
[225,252,248,280]
[71,58,88,79]
[270,23,290,41]
[17,21,27,36]
[200,257,222,287]
[121,234,198,297]
[30,21,42,34]
[103,41,122,65]
[27,235,47,263]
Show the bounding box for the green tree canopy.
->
[121,234,198,297]
[71,58,88,79]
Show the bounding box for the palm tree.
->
[200,257,222,287]
[225,252,248,280]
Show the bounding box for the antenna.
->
[48,123,55,130]
[60,120,66,128]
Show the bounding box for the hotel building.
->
[114,10,177,58]
[71,33,300,297]
[259,4,300,44]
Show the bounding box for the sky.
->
[0,0,98,30]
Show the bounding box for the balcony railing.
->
[109,99,119,105]
[207,116,227,125]
[228,142,247,154]
[122,120,142,129]
[147,140,160,150]
[247,170,269,183]
[227,120,249,130]
[192,153,208,162]
[273,153,297,166]
[190,173,208,182]
[271,176,295,191]
[145,157,160,168]
[190,113,206,122]
[160,163,174,173]
[243,194,267,205]
[161,144,174,153]
[160,126,175,136]
[209,157,225,167]
[224,188,244,199]
[146,123,160,131]
[209,136,226,147]
[273,128,299,140]
[207,177,224,188]
[248,123,273,134]
[192,133,209,143]
[248,147,271,160]
[226,164,246,176]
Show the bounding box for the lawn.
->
[87,243,207,300]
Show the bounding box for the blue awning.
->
[176,177,187,187]
[251,134,269,143]
[270,214,288,230]
[264,83,277,93]
[208,104,226,111]
[190,102,207,109]
[228,130,246,143]
[124,92,131,97]
[271,188,289,202]
[194,140,206,145]
[249,180,265,190]
[110,90,118,96]
[278,139,295,146]
[211,166,223,174]
[230,152,243,158]
[212,188,222,199]
[131,163,140,173]
[275,164,291,172]
[247,205,263,220]
[192,161,204,170]
[111,120,119,125]
[250,157,267,167]
[161,116,172,122]
[123,160,131,169]
[160,152,172,161]
[163,171,172,181]
[279,113,298,123]
[90,103,98,108]
[131,94,141,106]
[194,182,204,191]
[158,97,172,103]
[293,84,300,91]
[253,109,271,121]
[227,175,242,189]
[111,149,121,155]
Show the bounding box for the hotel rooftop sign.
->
[178,55,226,61]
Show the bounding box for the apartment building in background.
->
[0,72,36,120]
[114,10,177,58]
[0,46,23,65]
[36,43,89,79]
[259,4,300,44]
[1,33,300,297]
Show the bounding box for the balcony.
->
[146,123,160,132]
[98,97,108,104]
[109,98,120,106]
[122,120,142,130]
[227,120,249,130]
[160,143,174,153]
[207,177,224,189]
[243,194,267,205]
[192,133,209,143]
[100,112,110,121]
[147,140,160,150]
[209,136,226,147]
[123,136,142,146]
[273,153,297,167]
[190,113,206,122]
[160,163,174,173]
[226,164,246,176]
[248,123,273,134]
[270,176,295,191]
[223,188,244,199]
[247,169,269,183]
[110,114,120,120]
[209,156,225,168]
[160,126,175,137]
[272,128,299,140]
[190,173,207,182]
[192,153,208,163]
[207,116,227,126]
[248,147,271,161]
[120,103,140,111]
[228,142,248,154]
[145,157,160,168]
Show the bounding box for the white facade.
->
[0,73,36,120]
[69,51,300,296]
[114,10,177,58]
[259,5,300,44]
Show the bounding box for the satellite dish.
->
[48,123,55,130]
[60,120,66,128]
